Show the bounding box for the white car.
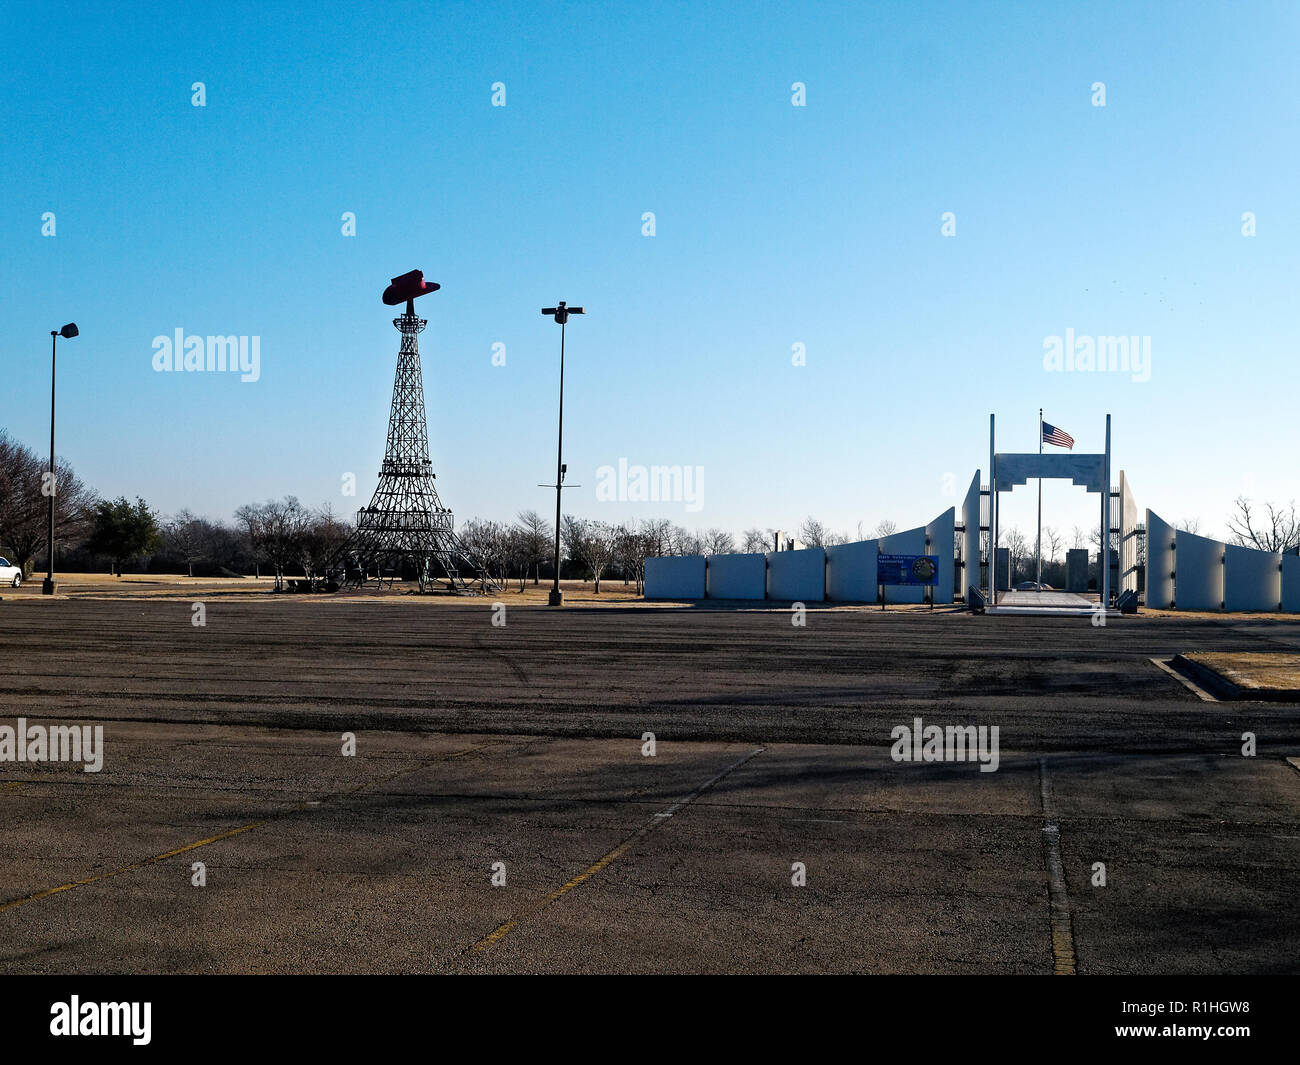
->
[0,557,22,587]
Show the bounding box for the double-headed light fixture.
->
[540,302,584,606]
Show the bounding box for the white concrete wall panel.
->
[961,473,981,598]
[878,525,926,603]
[1146,510,1175,609]
[1283,554,1300,614]
[644,555,706,600]
[825,540,878,602]
[1174,529,1225,611]
[1223,545,1281,612]
[766,547,826,602]
[926,507,956,604]
[1119,471,1139,594]
[706,552,767,600]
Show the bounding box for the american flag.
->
[1042,421,1074,449]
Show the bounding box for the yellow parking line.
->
[0,819,268,914]
[471,746,765,954]
[474,829,647,952]
[0,739,498,915]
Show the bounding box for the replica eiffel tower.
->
[350,270,494,593]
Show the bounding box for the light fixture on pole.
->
[43,322,78,596]
[539,301,584,606]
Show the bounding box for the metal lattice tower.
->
[351,288,494,593]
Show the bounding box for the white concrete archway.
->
[987,414,1111,609]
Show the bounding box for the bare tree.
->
[514,509,552,584]
[1178,516,1203,536]
[1043,526,1063,565]
[741,527,770,553]
[874,519,898,538]
[236,496,309,591]
[640,518,674,559]
[798,516,829,548]
[616,524,650,593]
[703,528,735,555]
[164,509,210,577]
[296,503,351,588]
[0,431,97,575]
[1004,526,1029,583]
[671,525,704,556]
[562,516,619,593]
[1226,497,1298,553]
[460,518,513,587]
[504,526,532,591]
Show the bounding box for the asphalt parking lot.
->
[1,595,1298,973]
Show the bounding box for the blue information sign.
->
[877,554,939,586]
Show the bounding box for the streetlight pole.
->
[541,302,583,606]
[43,323,78,595]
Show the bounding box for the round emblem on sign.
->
[911,557,936,582]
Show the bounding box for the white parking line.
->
[1038,757,1077,976]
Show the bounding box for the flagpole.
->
[1036,408,1043,590]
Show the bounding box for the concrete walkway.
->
[989,590,1098,615]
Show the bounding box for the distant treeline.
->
[14,426,1287,590]
[1,428,768,593]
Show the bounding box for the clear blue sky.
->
[3,1,1297,545]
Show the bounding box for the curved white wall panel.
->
[1223,545,1281,612]
[961,473,981,599]
[1119,472,1140,595]
[1174,530,1225,611]
[1146,510,1175,609]
[927,507,956,604]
